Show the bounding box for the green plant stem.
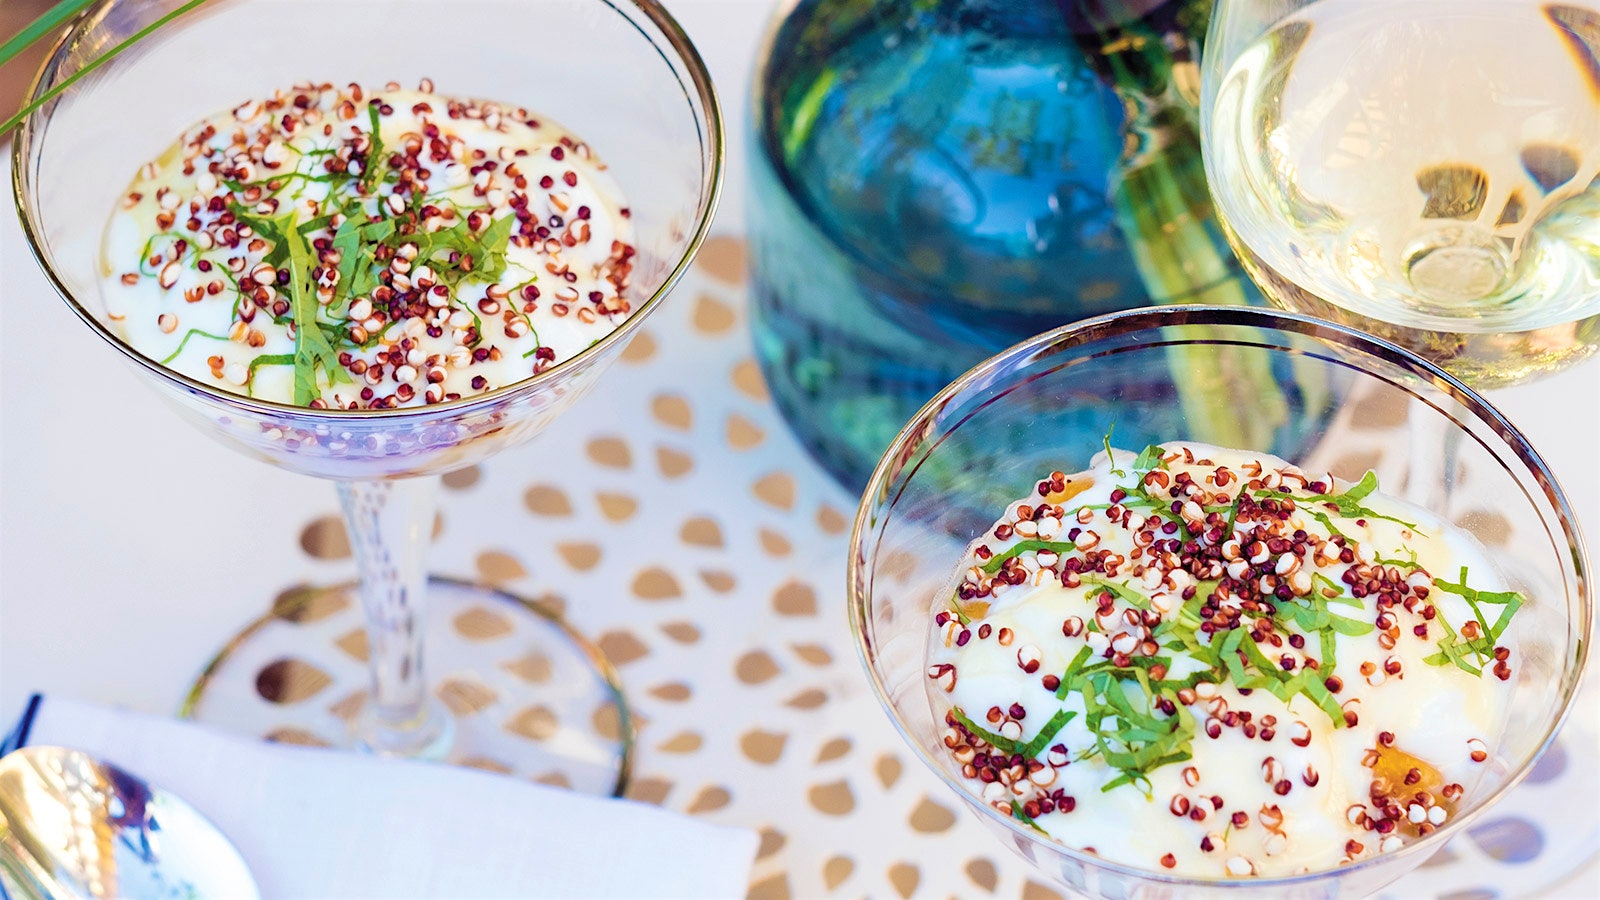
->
[2,0,212,137]
[0,0,99,68]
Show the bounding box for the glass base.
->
[179,577,633,796]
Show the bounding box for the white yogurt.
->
[100,81,635,407]
[926,442,1518,877]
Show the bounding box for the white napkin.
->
[7,696,758,899]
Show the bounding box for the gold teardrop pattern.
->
[686,785,732,814]
[660,621,701,644]
[1350,390,1411,428]
[299,516,350,559]
[651,393,693,430]
[965,859,998,893]
[327,691,366,722]
[696,235,747,284]
[557,542,602,571]
[657,446,694,478]
[693,294,737,334]
[757,827,786,860]
[1455,508,1514,546]
[595,491,638,522]
[773,581,817,617]
[758,528,792,557]
[523,484,573,516]
[753,472,796,510]
[680,516,724,547]
[888,863,919,899]
[592,701,624,741]
[823,857,854,890]
[595,630,649,666]
[632,567,682,600]
[265,727,331,747]
[441,465,481,490]
[334,628,369,662]
[534,771,573,790]
[648,682,692,702]
[785,688,827,710]
[809,780,855,816]
[726,413,765,450]
[475,550,527,585]
[1023,881,1066,900]
[459,757,512,775]
[740,729,787,764]
[791,643,832,666]
[875,754,903,790]
[436,677,498,715]
[255,658,332,704]
[272,585,349,623]
[700,569,737,593]
[502,651,553,684]
[735,650,781,684]
[816,504,849,535]
[586,436,632,469]
[453,607,513,640]
[747,875,791,900]
[816,737,851,762]
[657,731,703,754]
[506,705,559,741]
[908,797,957,833]
[626,776,674,805]
[731,358,770,402]
[620,329,656,363]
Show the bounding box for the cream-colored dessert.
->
[101,80,635,408]
[927,442,1521,878]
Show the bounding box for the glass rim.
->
[846,303,1594,888]
[10,0,725,421]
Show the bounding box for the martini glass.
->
[13,0,722,793]
[850,306,1590,898]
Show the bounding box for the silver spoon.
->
[0,746,258,899]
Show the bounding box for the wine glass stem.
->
[1406,401,1463,512]
[337,476,452,758]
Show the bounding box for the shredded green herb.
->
[1104,425,1125,477]
[1257,470,1422,532]
[158,327,232,365]
[1010,799,1049,834]
[1425,566,1524,674]
[951,706,1077,760]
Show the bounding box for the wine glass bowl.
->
[14,0,722,785]
[848,307,1590,898]
[1199,0,1600,388]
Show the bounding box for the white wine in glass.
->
[1203,0,1600,388]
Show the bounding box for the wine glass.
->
[13,0,722,792]
[849,306,1590,898]
[1199,0,1600,506]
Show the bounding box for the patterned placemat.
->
[261,234,1597,899]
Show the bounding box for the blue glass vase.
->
[748,0,1275,491]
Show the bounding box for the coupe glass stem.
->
[337,476,453,759]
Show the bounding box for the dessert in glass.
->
[13,0,722,792]
[849,307,1590,897]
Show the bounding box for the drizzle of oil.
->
[1045,475,1095,505]
[1371,744,1455,833]
[956,599,992,622]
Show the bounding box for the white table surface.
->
[3,1,1598,897]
